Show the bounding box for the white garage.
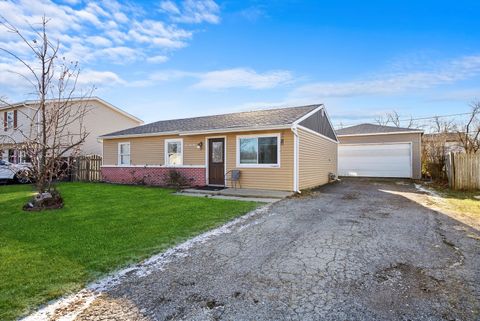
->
[338,143,412,178]
[336,124,423,179]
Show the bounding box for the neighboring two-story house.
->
[1,97,142,163]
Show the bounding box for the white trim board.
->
[291,127,299,192]
[322,107,339,142]
[101,165,206,168]
[100,125,291,140]
[297,125,339,144]
[292,105,324,126]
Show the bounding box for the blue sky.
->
[0,0,479,127]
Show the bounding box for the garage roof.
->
[336,123,423,136]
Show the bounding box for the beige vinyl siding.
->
[103,135,206,166]
[298,128,338,190]
[338,133,422,179]
[224,129,294,191]
[103,129,295,191]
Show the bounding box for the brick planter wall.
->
[101,166,206,187]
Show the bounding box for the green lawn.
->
[432,185,480,219]
[437,188,480,218]
[0,183,258,320]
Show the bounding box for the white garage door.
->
[338,143,412,178]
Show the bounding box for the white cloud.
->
[159,0,181,15]
[160,0,220,24]
[90,47,139,63]
[130,68,293,90]
[76,69,125,86]
[193,68,293,90]
[85,36,113,48]
[0,0,221,97]
[146,55,169,63]
[292,54,480,99]
[238,6,267,22]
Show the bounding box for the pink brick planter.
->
[101,166,206,187]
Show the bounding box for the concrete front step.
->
[180,187,293,199]
[174,192,281,203]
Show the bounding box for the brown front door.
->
[208,138,225,185]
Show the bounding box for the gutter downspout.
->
[291,126,300,193]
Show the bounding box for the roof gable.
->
[298,108,338,141]
[102,104,322,138]
[0,97,143,124]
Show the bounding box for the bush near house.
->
[0,183,258,320]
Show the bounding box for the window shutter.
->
[3,112,6,131]
[13,110,17,129]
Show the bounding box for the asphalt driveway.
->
[76,179,479,321]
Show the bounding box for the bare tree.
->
[421,116,454,180]
[375,110,415,128]
[374,114,389,126]
[0,16,92,208]
[387,110,401,127]
[455,101,480,154]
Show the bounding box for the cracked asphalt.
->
[76,179,480,321]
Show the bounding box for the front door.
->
[208,138,225,185]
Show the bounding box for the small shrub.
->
[163,169,193,189]
[128,167,152,185]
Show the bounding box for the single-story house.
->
[100,104,338,192]
[336,123,423,179]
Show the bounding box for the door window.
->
[211,141,223,163]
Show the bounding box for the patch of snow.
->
[22,204,271,321]
[414,184,442,199]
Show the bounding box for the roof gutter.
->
[337,130,424,137]
[291,125,300,193]
[99,125,292,140]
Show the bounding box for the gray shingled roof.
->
[336,123,422,136]
[102,104,321,137]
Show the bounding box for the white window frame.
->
[164,138,184,166]
[236,133,281,168]
[117,142,131,166]
[6,111,14,129]
[18,150,28,164]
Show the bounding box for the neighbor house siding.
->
[338,133,422,179]
[298,128,338,190]
[1,99,141,157]
[102,129,295,191]
[77,100,141,155]
[0,106,35,145]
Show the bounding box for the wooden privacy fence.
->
[446,152,480,190]
[72,155,102,182]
